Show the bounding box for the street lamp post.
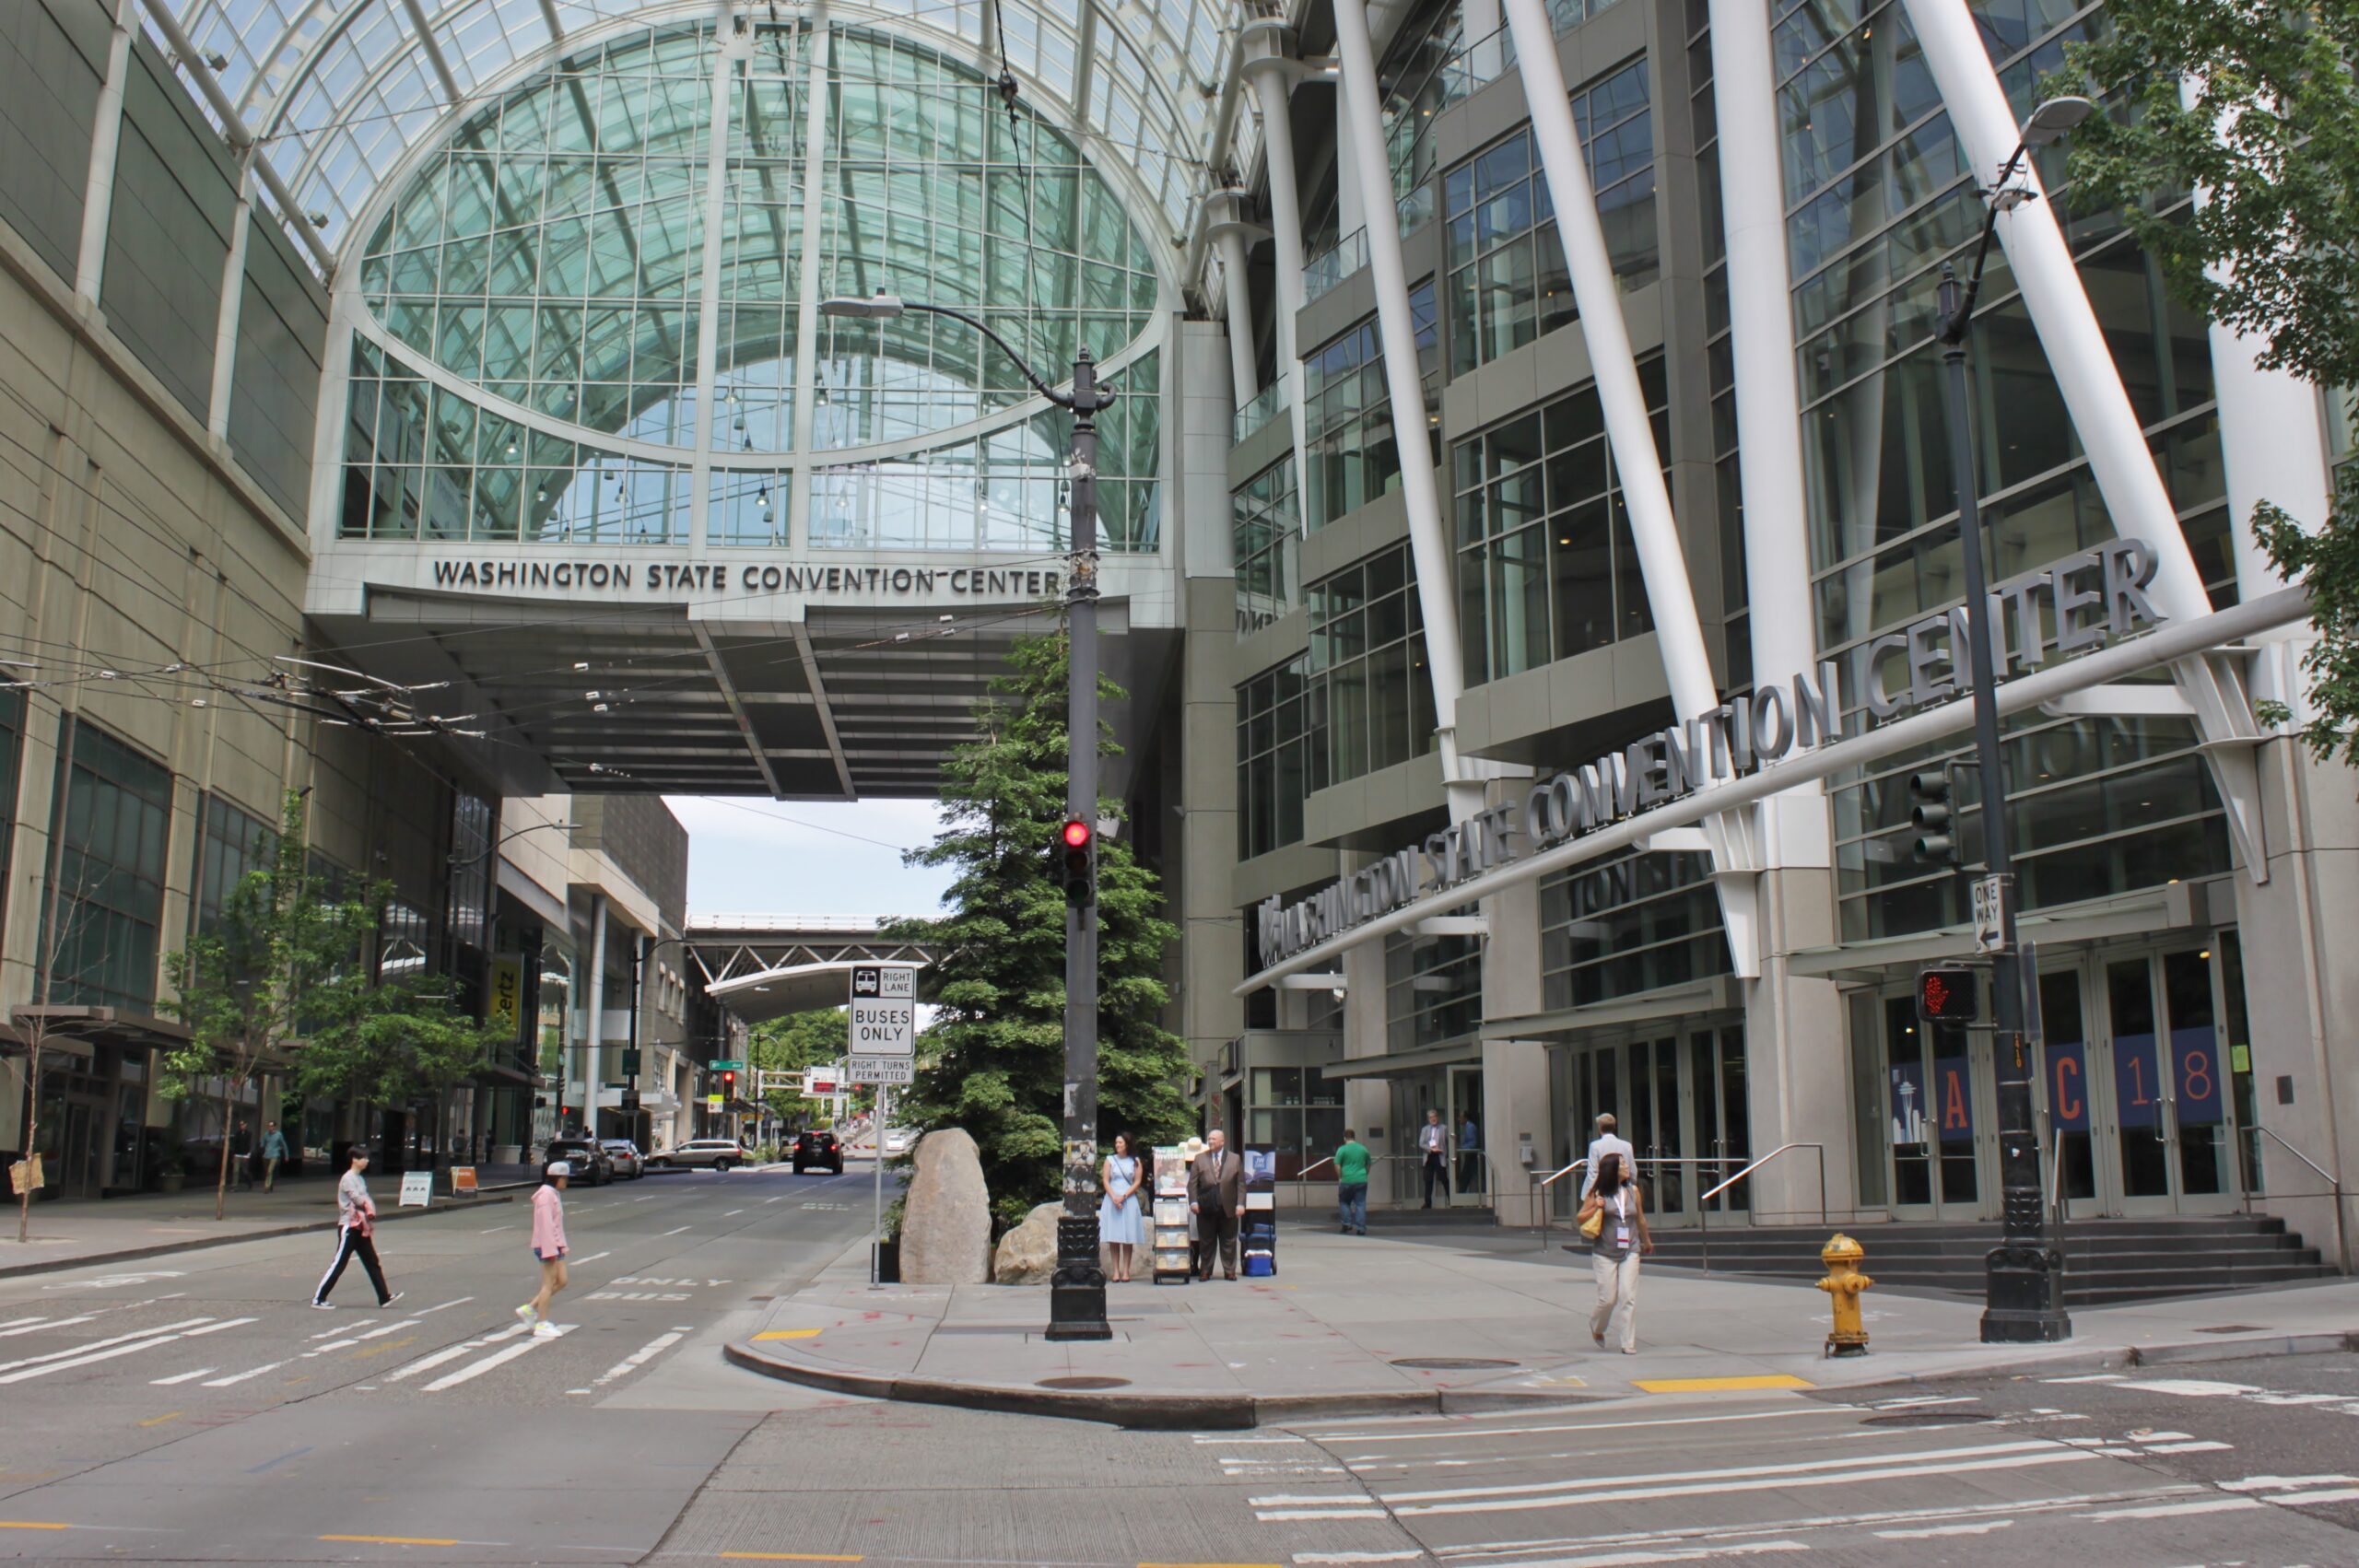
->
[1934,94,2091,1346]
[821,292,1114,1341]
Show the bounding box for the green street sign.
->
[708,1059,745,1071]
[620,1048,642,1076]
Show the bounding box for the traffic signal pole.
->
[1938,264,2069,1343]
[1047,345,1113,1342]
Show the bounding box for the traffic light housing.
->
[1058,818,1094,908]
[1916,964,1979,1024]
[722,1069,736,1099]
[1908,768,1960,866]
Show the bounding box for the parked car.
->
[792,1129,844,1175]
[598,1140,644,1180]
[649,1138,749,1172]
[543,1136,613,1186]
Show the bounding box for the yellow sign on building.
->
[487,957,523,1036]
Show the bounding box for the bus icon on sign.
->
[851,965,880,997]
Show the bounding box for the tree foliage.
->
[888,629,1192,1227]
[159,790,504,1214]
[2055,0,2359,761]
[749,1008,849,1122]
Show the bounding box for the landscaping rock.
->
[992,1200,1062,1284]
[899,1128,991,1284]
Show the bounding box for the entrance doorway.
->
[2036,945,2244,1218]
[1549,1021,1747,1226]
[1876,992,1990,1219]
[1446,1063,1485,1206]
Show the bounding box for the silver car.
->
[599,1139,645,1179]
[648,1138,749,1172]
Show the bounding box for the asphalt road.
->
[6,1175,2356,1568]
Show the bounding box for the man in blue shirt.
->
[261,1121,289,1192]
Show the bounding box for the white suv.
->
[649,1138,749,1172]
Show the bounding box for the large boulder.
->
[899,1128,992,1284]
[992,1201,1062,1284]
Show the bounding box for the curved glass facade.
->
[340,19,1165,551]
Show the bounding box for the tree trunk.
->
[213,1079,235,1221]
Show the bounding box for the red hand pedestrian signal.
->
[1916,964,1979,1024]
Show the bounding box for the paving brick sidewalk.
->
[0,1164,538,1278]
[727,1226,2359,1427]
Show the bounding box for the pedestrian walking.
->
[1581,1113,1635,1197]
[1418,1109,1449,1208]
[1578,1151,1651,1353]
[1098,1132,1144,1282]
[261,1121,288,1192]
[1333,1129,1370,1235]
[232,1120,254,1191]
[1459,1112,1483,1194]
[1190,1129,1244,1281]
[311,1148,399,1308]
[518,1160,570,1338]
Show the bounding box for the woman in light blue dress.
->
[1098,1132,1145,1282]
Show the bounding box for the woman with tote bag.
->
[1577,1152,1652,1352]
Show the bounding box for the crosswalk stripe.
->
[421,1325,572,1391]
[0,1316,52,1333]
[418,1297,472,1314]
[202,1360,290,1387]
[354,1318,423,1340]
[0,1318,215,1378]
[0,1333,190,1386]
[0,1316,95,1340]
[149,1368,218,1386]
[185,1318,259,1338]
[593,1329,686,1387]
[381,1322,529,1384]
[310,1319,374,1340]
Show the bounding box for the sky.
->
[665,796,957,919]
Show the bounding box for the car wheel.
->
[715,1158,734,1173]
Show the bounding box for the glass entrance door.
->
[1446,1064,1486,1206]
[1882,993,1985,1219]
[2033,946,2244,1217]
[1694,1026,1750,1213]
[1625,1036,1688,1218]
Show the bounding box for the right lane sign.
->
[849,965,916,1084]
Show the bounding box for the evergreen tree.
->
[888,627,1192,1226]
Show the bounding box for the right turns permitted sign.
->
[848,964,916,1084]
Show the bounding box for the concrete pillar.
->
[1482,864,1547,1225]
[583,894,607,1136]
[75,0,138,305]
[1340,935,1391,1198]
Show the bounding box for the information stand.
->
[1241,1149,1277,1276]
[1150,1145,1191,1284]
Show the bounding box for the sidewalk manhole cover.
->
[1391,1357,1519,1371]
[1037,1375,1131,1390]
[1861,1410,1994,1427]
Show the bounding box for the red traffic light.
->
[1062,819,1092,848]
[722,1071,736,1093]
[1916,964,1979,1024]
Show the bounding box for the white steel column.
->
[1241,28,1312,488]
[1902,0,2271,882]
[687,6,745,548]
[207,162,255,440]
[75,0,138,304]
[1502,0,1759,967]
[1900,0,2211,622]
[1332,0,1478,822]
[1708,0,1813,691]
[584,894,609,1136]
[788,9,833,544]
[1215,226,1259,406]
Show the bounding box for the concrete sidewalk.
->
[726,1227,2359,1428]
[0,1164,538,1279]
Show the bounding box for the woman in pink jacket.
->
[518,1160,569,1337]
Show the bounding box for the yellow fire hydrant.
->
[1817,1234,1873,1357]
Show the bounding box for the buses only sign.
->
[849,965,916,1084]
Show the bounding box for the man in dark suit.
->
[1191,1129,1245,1281]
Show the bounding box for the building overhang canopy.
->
[706,959,890,1021]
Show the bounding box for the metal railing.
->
[1694,1143,1829,1273]
[2246,1127,2350,1273]
[1286,1154,1338,1212]
[1234,377,1289,443]
[1531,1157,1587,1248]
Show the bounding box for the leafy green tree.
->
[159,792,379,1219]
[2055,0,2359,759]
[750,1008,849,1125]
[889,628,1192,1227]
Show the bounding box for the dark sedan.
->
[542,1137,614,1186]
[792,1129,844,1175]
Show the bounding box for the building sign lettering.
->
[426,556,1062,600]
[1253,539,2166,968]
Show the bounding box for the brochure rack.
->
[1151,1144,1191,1283]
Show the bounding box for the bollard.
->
[1817,1233,1873,1357]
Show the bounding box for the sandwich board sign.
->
[848,965,916,1085]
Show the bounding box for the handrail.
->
[1696,1144,1827,1275]
[2253,1127,2349,1273]
[1532,1158,1588,1247]
[1285,1155,1339,1214]
[2045,1111,2068,1266]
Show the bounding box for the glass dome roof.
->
[156,0,1249,260]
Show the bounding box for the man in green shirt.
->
[1333,1130,1371,1235]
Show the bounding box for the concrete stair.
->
[1622,1214,2339,1305]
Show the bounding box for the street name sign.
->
[849,965,916,1084]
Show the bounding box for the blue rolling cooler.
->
[1242,1149,1278,1276]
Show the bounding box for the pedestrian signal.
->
[1916,964,1979,1024]
[1059,819,1094,908]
